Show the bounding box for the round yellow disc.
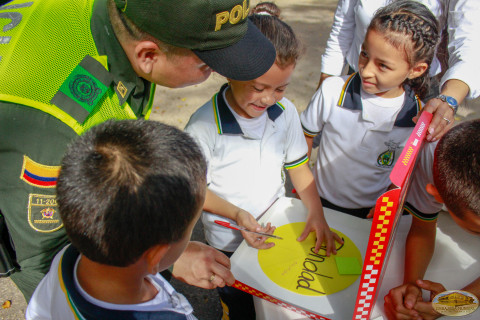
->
[258,222,362,296]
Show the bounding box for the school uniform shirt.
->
[404,141,442,220]
[300,73,421,209]
[321,0,479,99]
[26,245,196,320]
[185,84,308,252]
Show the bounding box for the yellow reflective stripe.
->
[94,55,109,70]
[0,94,83,135]
[121,101,137,119]
[143,83,156,120]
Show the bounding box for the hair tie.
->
[255,10,273,16]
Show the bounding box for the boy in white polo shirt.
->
[384,119,480,319]
[26,120,207,320]
[185,3,341,319]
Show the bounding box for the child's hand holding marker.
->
[221,210,278,249]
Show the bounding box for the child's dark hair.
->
[368,0,439,99]
[57,119,207,267]
[433,120,480,218]
[249,2,304,68]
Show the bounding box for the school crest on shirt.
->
[376,140,400,168]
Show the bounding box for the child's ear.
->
[144,244,170,274]
[133,41,162,75]
[408,62,428,80]
[426,183,444,203]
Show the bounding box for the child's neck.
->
[76,255,158,305]
[374,85,405,99]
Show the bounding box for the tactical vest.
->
[0,0,153,135]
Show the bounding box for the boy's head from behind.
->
[57,119,207,267]
[432,119,480,234]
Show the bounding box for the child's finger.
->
[314,233,327,255]
[333,232,344,244]
[251,234,275,249]
[320,232,337,256]
[415,279,445,296]
[296,225,312,242]
[366,207,375,219]
[326,233,337,255]
[257,240,275,250]
[262,225,276,234]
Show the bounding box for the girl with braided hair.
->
[318,0,479,142]
[300,0,439,218]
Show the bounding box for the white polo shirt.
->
[185,84,308,252]
[404,141,442,220]
[26,245,196,320]
[300,73,421,209]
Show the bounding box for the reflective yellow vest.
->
[0,0,153,135]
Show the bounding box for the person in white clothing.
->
[185,3,342,319]
[301,1,440,217]
[318,0,480,141]
[384,119,480,319]
[26,120,208,320]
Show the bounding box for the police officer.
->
[0,0,275,300]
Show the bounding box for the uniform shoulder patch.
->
[50,55,113,124]
[27,194,62,233]
[20,155,60,188]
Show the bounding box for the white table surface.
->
[230,197,480,320]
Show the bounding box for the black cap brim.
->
[194,19,276,81]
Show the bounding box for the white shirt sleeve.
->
[300,77,340,136]
[26,275,55,320]
[405,142,443,215]
[320,0,358,76]
[26,247,69,320]
[282,99,308,164]
[439,0,480,99]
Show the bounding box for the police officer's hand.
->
[172,241,235,289]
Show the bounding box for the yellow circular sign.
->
[258,222,362,296]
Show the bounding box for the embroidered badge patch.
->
[377,140,400,168]
[69,75,102,106]
[59,64,108,113]
[116,81,128,98]
[28,194,63,233]
[20,155,60,188]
